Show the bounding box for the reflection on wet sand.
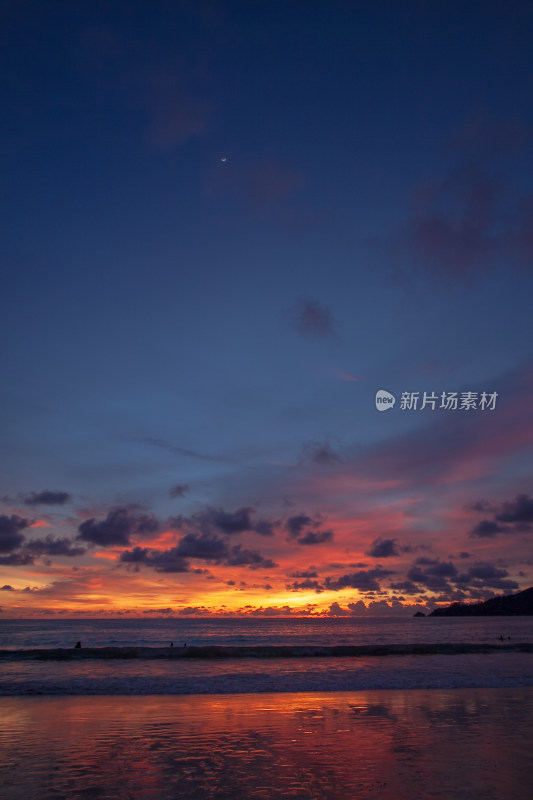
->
[1,688,531,799]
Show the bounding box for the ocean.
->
[1,617,532,799]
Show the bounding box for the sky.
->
[1,0,533,618]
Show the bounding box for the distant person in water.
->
[75,641,81,648]
[169,642,173,647]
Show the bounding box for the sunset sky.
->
[1,0,533,617]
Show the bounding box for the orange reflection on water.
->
[1,689,532,799]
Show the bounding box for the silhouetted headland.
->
[429,587,533,617]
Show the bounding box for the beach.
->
[1,618,532,797]
[1,688,532,799]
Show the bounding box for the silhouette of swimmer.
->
[169,642,173,647]
[184,643,187,648]
[75,641,81,648]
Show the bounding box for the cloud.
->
[470,520,507,538]
[0,553,35,566]
[23,490,71,506]
[0,515,29,553]
[169,484,189,498]
[225,544,276,569]
[78,508,160,547]
[494,494,533,525]
[469,493,533,537]
[248,606,294,617]
[328,601,351,616]
[289,568,318,578]
[296,530,333,546]
[176,532,228,560]
[139,436,235,463]
[367,538,400,558]
[395,116,533,281]
[290,299,335,338]
[325,567,394,592]
[455,563,518,594]
[0,585,15,591]
[300,440,341,466]
[177,606,211,616]
[120,532,276,573]
[120,545,189,573]
[406,557,519,595]
[190,507,255,535]
[25,536,86,557]
[286,514,314,539]
[407,558,457,592]
[179,506,276,537]
[289,578,324,593]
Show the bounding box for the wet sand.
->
[1,688,532,799]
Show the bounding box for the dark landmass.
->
[0,642,532,661]
[429,587,533,617]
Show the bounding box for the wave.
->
[1,642,531,661]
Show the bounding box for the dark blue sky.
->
[1,1,533,615]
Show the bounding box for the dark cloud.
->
[253,519,276,537]
[301,440,340,466]
[176,506,275,537]
[176,532,229,561]
[389,579,422,595]
[407,558,458,592]
[78,508,160,547]
[367,538,400,558]
[1,585,15,591]
[120,533,276,573]
[465,499,495,513]
[120,545,189,573]
[470,519,507,538]
[406,556,519,596]
[289,578,324,593]
[192,506,255,535]
[494,494,533,525]
[119,546,150,565]
[142,607,174,615]
[328,601,351,616]
[248,606,293,617]
[23,490,71,506]
[0,552,35,566]
[177,606,211,616]
[139,436,235,463]
[469,493,533,537]
[325,567,394,592]
[25,536,86,557]
[0,515,29,553]
[291,300,335,338]
[296,530,333,546]
[455,563,518,594]
[225,544,276,569]
[169,484,189,499]
[286,514,314,539]
[289,568,318,578]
